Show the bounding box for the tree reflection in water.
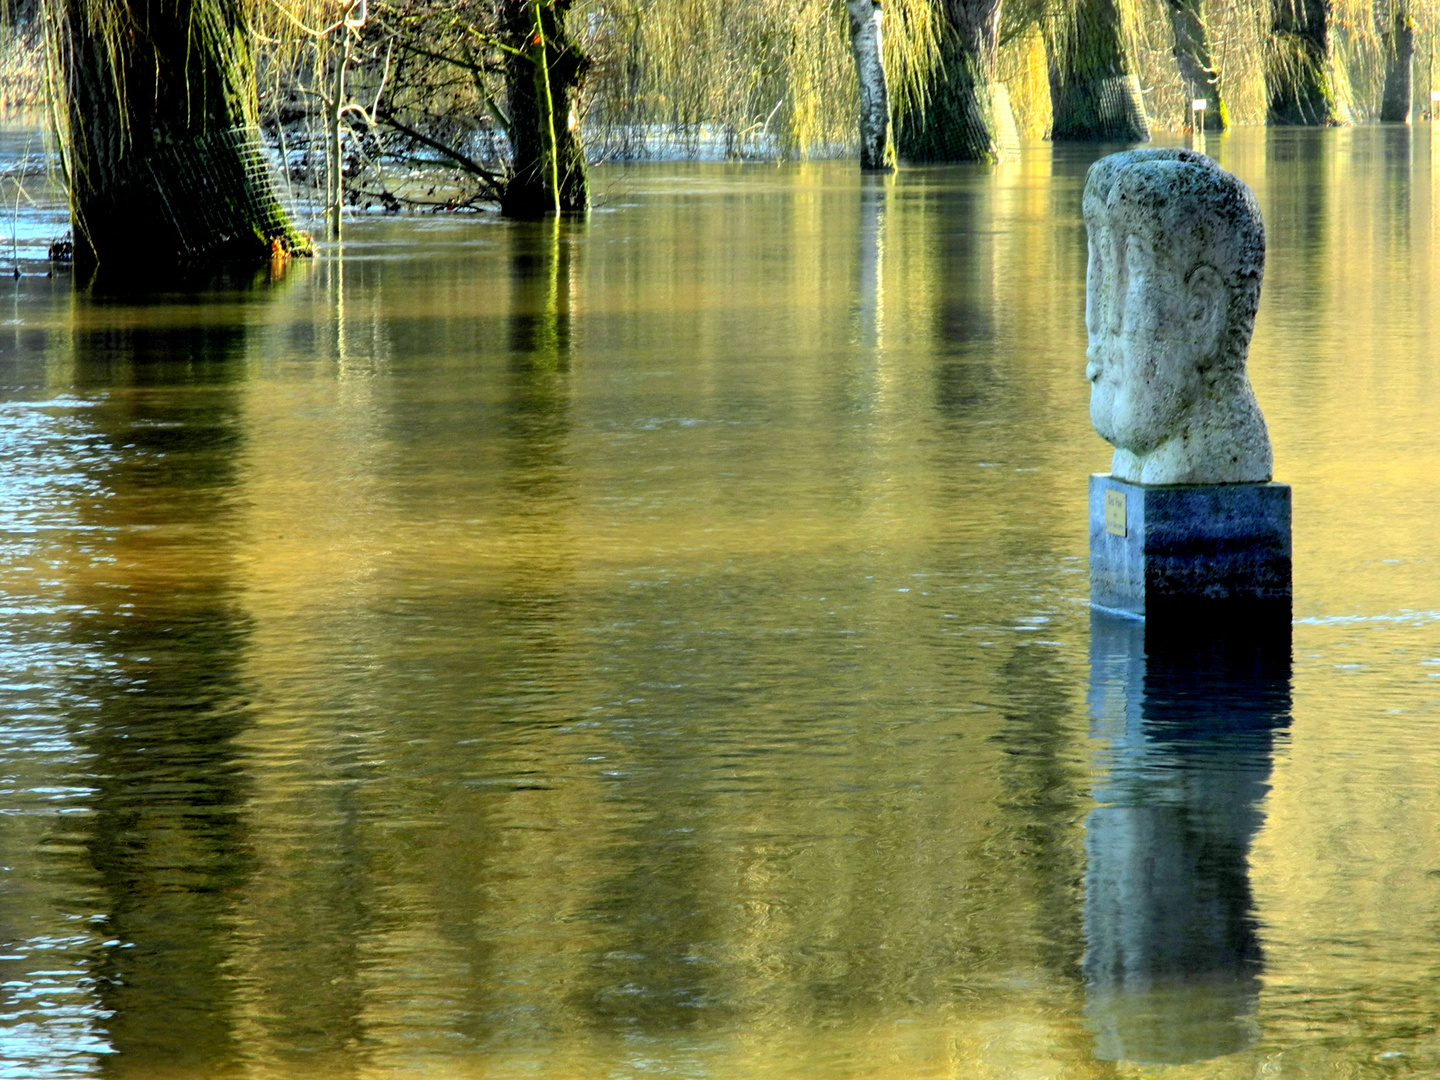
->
[63,318,255,1078]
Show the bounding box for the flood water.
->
[1,126,1439,1078]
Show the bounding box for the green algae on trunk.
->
[56,0,308,274]
[1267,0,1348,124]
[498,0,589,219]
[1167,0,1229,132]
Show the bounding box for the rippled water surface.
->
[1,126,1439,1078]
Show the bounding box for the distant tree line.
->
[0,0,1429,270]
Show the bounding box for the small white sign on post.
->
[1190,99,1207,137]
[1430,90,1440,102]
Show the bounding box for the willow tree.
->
[498,0,588,218]
[1267,0,1346,123]
[1379,0,1414,121]
[52,0,307,273]
[1168,0,1228,130]
[576,0,945,162]
[895,0,1019,161]
[1044,0,1150,140]
[847,0,891,169]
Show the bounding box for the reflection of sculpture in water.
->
[1083,611,1292,1064]
[1084,148,1272,484]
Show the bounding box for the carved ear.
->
[1185,264,1227,363]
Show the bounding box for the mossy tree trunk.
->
[1379,0,1414,122]
[1267,0,1345,123]
[58,0,304,275]
[499,0,589,219]
[1167,0,1228,130]
[896,0,1019,162]
[846,0,892,170]
[1044,0,1150,140]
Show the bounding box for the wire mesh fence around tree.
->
[145,126,296,260]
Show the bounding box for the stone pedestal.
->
[1089,474,1291,618]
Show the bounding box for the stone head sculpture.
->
[1084,149,1271,484]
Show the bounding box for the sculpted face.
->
[1082,149,1272,486]
[1085,225,1226,456]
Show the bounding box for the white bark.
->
[847,0,891,171]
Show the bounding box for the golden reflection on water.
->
[0,128,1439,1077]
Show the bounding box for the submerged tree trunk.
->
[1380,0,1414,122]
[1167,0,1228,130]
[58,0,305,275]
[896,0,1019,162]
[847,0,892,170]
[1267,0,1345,124]
[1044,0,1150,141]
[499,0,589,219]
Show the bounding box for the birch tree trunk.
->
[58,0,305,275]
[1167,0,1228,130]
[1380,0,1414,122]
[847,0,891,170]
[1044,0,1150,141]
[499,0,590,219]
[1267,0,1346,124]
[896,0,1019,162]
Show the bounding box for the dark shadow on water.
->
[506,220,576,360]
[55,320,257,1077]
[501,221,576,502]
[989,641,1089,985]
[1265,129,1328,263]
[1083,609,1292,1064]
[1379,126,1413,253]
[77,257,305,300]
